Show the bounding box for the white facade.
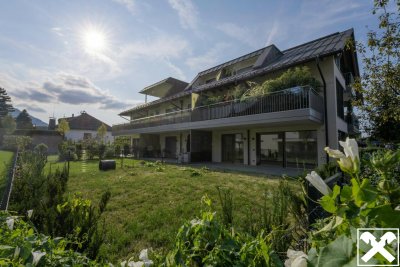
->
[65,130,114,143]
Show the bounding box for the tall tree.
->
[0,87,14,118]
[353,0,400,141]
[16,109,33,129]
[57,119,70,138]
[97,123,107,143]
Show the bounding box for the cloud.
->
[186,43,231,71]
[2,71,133,111]
[216,23,259,48]
[168,0,198,30]
[111,0,136,14]
[20,105,46,113]
[117,34,189,60]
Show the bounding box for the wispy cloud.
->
[186,43,231,71]
[216,23,259,48]
[117,34,189,60]
[168,0,198,30]
[111,0,136,14]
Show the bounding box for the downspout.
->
[316,56,329,163]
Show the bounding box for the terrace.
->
[113,86,324,135]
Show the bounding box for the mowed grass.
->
[47,157,298,262]
[0,150,14,197]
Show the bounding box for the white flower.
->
[32,251,46,266]
[6,217,14,230]
[324,147,345,158]
[285,249,308,267]
[27,210,33,219]
[305,171,332,196]
[126,249,153,267]
[339,137,359,161]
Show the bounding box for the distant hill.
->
[11,108,48,127]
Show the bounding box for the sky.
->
[0,0,386,126]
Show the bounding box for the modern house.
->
[59,111,113,143]
[113,28,360,168]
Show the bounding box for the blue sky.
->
[0,0,383,125]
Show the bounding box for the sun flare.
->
[80,25,109,56]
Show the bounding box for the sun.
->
[80,25,109,56]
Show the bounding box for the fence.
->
[0,150,19,210]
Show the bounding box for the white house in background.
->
[113,29,360,168]
[59,111,114,143]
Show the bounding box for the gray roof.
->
[119,28,354,115]
[191,28,354,93]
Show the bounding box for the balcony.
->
[113,86,324,135]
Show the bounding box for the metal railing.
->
[113,86,323,132]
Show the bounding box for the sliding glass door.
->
[222,134,243,163]
[256,133,284,165]
[257,131,317,168]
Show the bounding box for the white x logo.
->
[360,231,397,263]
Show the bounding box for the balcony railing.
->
[343,72,356,97]
[113,86,323,132]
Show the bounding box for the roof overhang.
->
[139,77,188,98]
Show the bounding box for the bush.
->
[58,141,76,161]
[104,145,115,159]
[9,149,110,259]
[98,144,106,159]
[2,135,32,151]
[75,143,83,160]
[34,143,48,159]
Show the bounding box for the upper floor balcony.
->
[113,86,324,135]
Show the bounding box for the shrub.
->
[2,135,32,151]
[98,144,106,159]
[58,141,76,161]
[75,143,83,160]
[34,143,48,159]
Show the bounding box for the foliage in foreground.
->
[0,211,100,266]
[303,139,400,266]
[163,196,283,267]
[9,149,110,259]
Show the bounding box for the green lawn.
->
[47,158,297,262]
[0,150,14,198]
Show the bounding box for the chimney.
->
[48,117,56,130]
[72,114,74,117]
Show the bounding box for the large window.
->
[257,133,284,165]
[285,131,318,168]
[256,130,318,168]
[336,79,345,119]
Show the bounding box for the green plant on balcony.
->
[241,66,322,101]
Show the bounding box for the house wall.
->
[65,130,114,143]
[31,134,63,154]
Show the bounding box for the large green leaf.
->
[309,235,355,267]
[351,179,377,207]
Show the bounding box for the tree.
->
[97,123,107,143]
[353,0,400,141]
[57,119,70,138]
[16,109,33,129]
[1,115,16,134]
[0,87,14,118]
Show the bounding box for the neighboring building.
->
[60,111,113,143]
[113,29,360,168]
